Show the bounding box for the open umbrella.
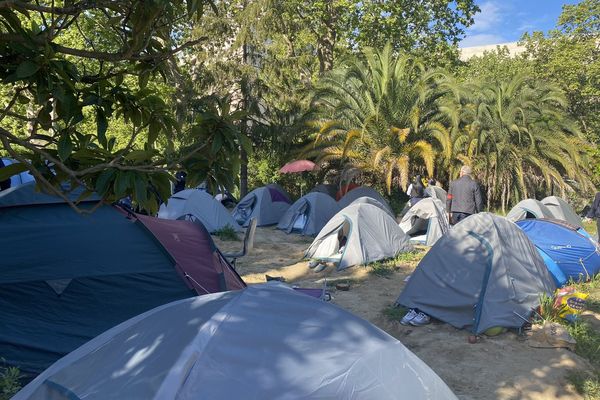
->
[279,160,319,196]
[279,160,319,174]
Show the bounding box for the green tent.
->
[0,183,244,375]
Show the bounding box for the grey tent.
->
[338,186,394,215]
[277,192,339,236]
[232,185,292,227]
[305,203,411,270]
[399,198,449,246]
[349,196,395,217]
[14,284,457,400]
[424,186,447,205]
[506,199,555,222]
[309,183,337,198]
[397,213,556,334]
[158,189,241,232]
[542,196,582,227]
[1,157,34,188]
[266,183,292,202]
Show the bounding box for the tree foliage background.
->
[0,0,597,211]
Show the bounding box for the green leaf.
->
[239,134,253,154]
[15,60,40,79]
[211,134,223,154]
[113,171,134,197]
[95,168,115,196]
[138,71,150,89]
[148,122,160,144]
[57,134,73,161]
[96,108,108,148]
[133,174,148,203]
[150,172,172,203]
[0,162,29,182]
[124,149,154,162]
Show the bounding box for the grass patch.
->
[566,371,600,400]
[367,249,427,277]
[582,219,598,237]
[0,366,21,400]
[382,305,408,321]
[214,224,239,241]
[554,280,600,399]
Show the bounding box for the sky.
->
[460,0,581,47]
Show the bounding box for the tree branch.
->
[0,34,207,62]
[0,0,97,15]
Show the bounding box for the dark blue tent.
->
[516,219,600,286]
[0,182,244,375]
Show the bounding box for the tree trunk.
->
[239,41,250,198]
[240,147,248,197]
[317,2,336,73]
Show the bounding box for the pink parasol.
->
[279,160,319,174]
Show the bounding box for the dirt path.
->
[215,227,591,400]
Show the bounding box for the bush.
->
[0,367,21,400]
[214,224,239,241]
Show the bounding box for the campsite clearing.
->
[216,227,600,400]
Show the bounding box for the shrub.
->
[214,224,239,241]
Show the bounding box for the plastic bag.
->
[554,286,588,323]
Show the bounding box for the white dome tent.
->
[541,196,582,227]
[305,203,411,270]
[158,189,241,233]
[232,185,292,227]
[399,198,449,246]
[277,192,339,236]
[506,199,554,222]
[14,284,457,400]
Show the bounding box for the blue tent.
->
[0,182,244,375]
[516,219,600,286]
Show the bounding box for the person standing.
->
[586,191,600,236]
[447,165,483,224]
[406,175,425,206]
[173,170,187,194]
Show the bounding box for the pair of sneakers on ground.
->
[308,260,327,273]
[400,308,430,326]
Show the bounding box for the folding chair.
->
[223,217,257,269]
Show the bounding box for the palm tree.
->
[304,44,452,193]
[453,75,592,211]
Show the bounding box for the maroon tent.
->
[135,213,245,294]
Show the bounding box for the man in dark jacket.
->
[586,191,600,236]
[447,165,483,224]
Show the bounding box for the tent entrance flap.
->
[233,195,256,225]
[469,231,495,334]
[289,201,310,233]
[308,219,350,262]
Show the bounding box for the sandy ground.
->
[215,227,594,400]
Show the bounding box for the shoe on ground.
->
[313,263,327,273]
[409,312,431,326]
[265,275,286,282]
[400,309,418,325]
[308,260,320,269]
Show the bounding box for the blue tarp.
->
[516,219,600,286]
